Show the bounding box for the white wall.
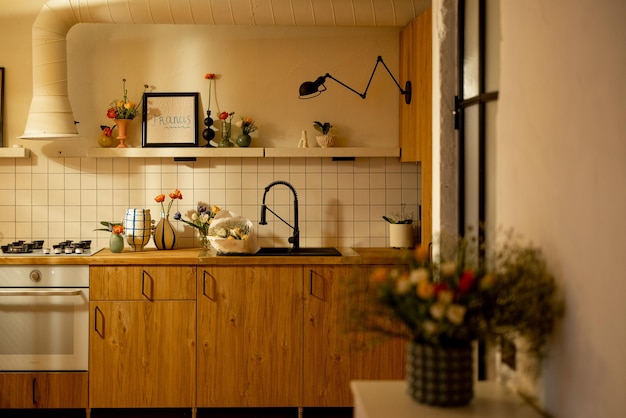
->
[0,1,420,250]
[497,1,626,416]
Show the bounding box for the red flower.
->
[219,111,229,120]
[204,73,216,80]
[154,194,165,203]
[106,107,118,119]
[458,270,476,294]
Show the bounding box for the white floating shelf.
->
[264,147,400,158]
[86,147,400,159]
[87,147,264,158]
[0,147,30,158]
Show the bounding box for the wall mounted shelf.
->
[0,147,30,158]
[264,147,400,158]
[87,147,264,158]
[86,147,400,159]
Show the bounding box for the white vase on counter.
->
[123,208,152,251]
[389,223,414,248]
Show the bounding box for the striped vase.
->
[153,213,177,250]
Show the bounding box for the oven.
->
[0,265,89,371]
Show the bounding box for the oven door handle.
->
[0,290,83,296]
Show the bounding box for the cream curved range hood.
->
[21,0,426,139]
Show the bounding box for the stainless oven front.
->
[0,265,89,371]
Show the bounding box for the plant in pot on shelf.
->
[153,189,183,250]
[94,221,125,253]
[313,120,335,148]
[383,205,414,248]
[106,78,149,148]
[235,117,257,147]
[354,230,564,407]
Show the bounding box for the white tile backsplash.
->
[0,156,420,249]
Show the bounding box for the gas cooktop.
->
[1,240,99,256]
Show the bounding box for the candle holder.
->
[203,110,216,147]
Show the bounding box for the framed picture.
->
[142,92,199,147]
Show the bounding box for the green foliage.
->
[313,121,332,135]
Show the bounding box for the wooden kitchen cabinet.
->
[0,372,87,408]
[303,265,406,407]
[399,6,433,246]
[89,265,196,409]
[196,265,303,407]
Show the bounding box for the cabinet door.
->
[197,265,303,407]
[0,372,87,408]
[303,265,406,407]
[90,265,196,300]
[89,300,196,408]
[399,6,433,246]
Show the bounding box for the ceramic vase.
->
[153,213,177,250]
[406,341,474,406]
[236,133,252,147]
[109,233,124,253]
[123,208,152,251]
[115,119,132,148]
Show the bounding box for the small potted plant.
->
[313,121,335,147]
[383,205,414,248]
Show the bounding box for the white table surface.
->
[351,380,543,418]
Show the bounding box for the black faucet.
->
[259,180,300,250]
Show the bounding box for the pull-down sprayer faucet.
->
[259,180,300,250]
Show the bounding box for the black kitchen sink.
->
[254,247,342,257]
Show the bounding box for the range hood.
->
[21,0,426,139]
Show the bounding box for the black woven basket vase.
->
[406,340,474,406]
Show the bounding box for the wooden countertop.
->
[0,247,411,266]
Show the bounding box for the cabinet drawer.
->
[90,266,196,300]
[0,372,88,408]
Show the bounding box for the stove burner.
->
[1,240,92,254]
[1,240,44,254]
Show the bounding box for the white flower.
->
[429,302,446,320]
[395,278,411,294]
[191,213,198,221]
[235,120,243,128]
[199,213,210,224]
[409,267,429,283]
[423,320,438,335]
[446,304,467,325]
[440,261,457,277]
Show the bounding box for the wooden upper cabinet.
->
[399,6,433,246]
[400,6,432,163]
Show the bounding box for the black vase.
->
[406,340,474,406]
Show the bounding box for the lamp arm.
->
[325,56,409,101]
[324,73,366,99]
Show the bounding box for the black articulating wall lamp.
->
[298,55,412,104]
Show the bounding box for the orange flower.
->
[417,280,435,300]
[414,245,430,263]
[112,225,124,235]
[370,267,389,283]
[154,194,165,203]
[169,189,183,200]
[204,73,216,80]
